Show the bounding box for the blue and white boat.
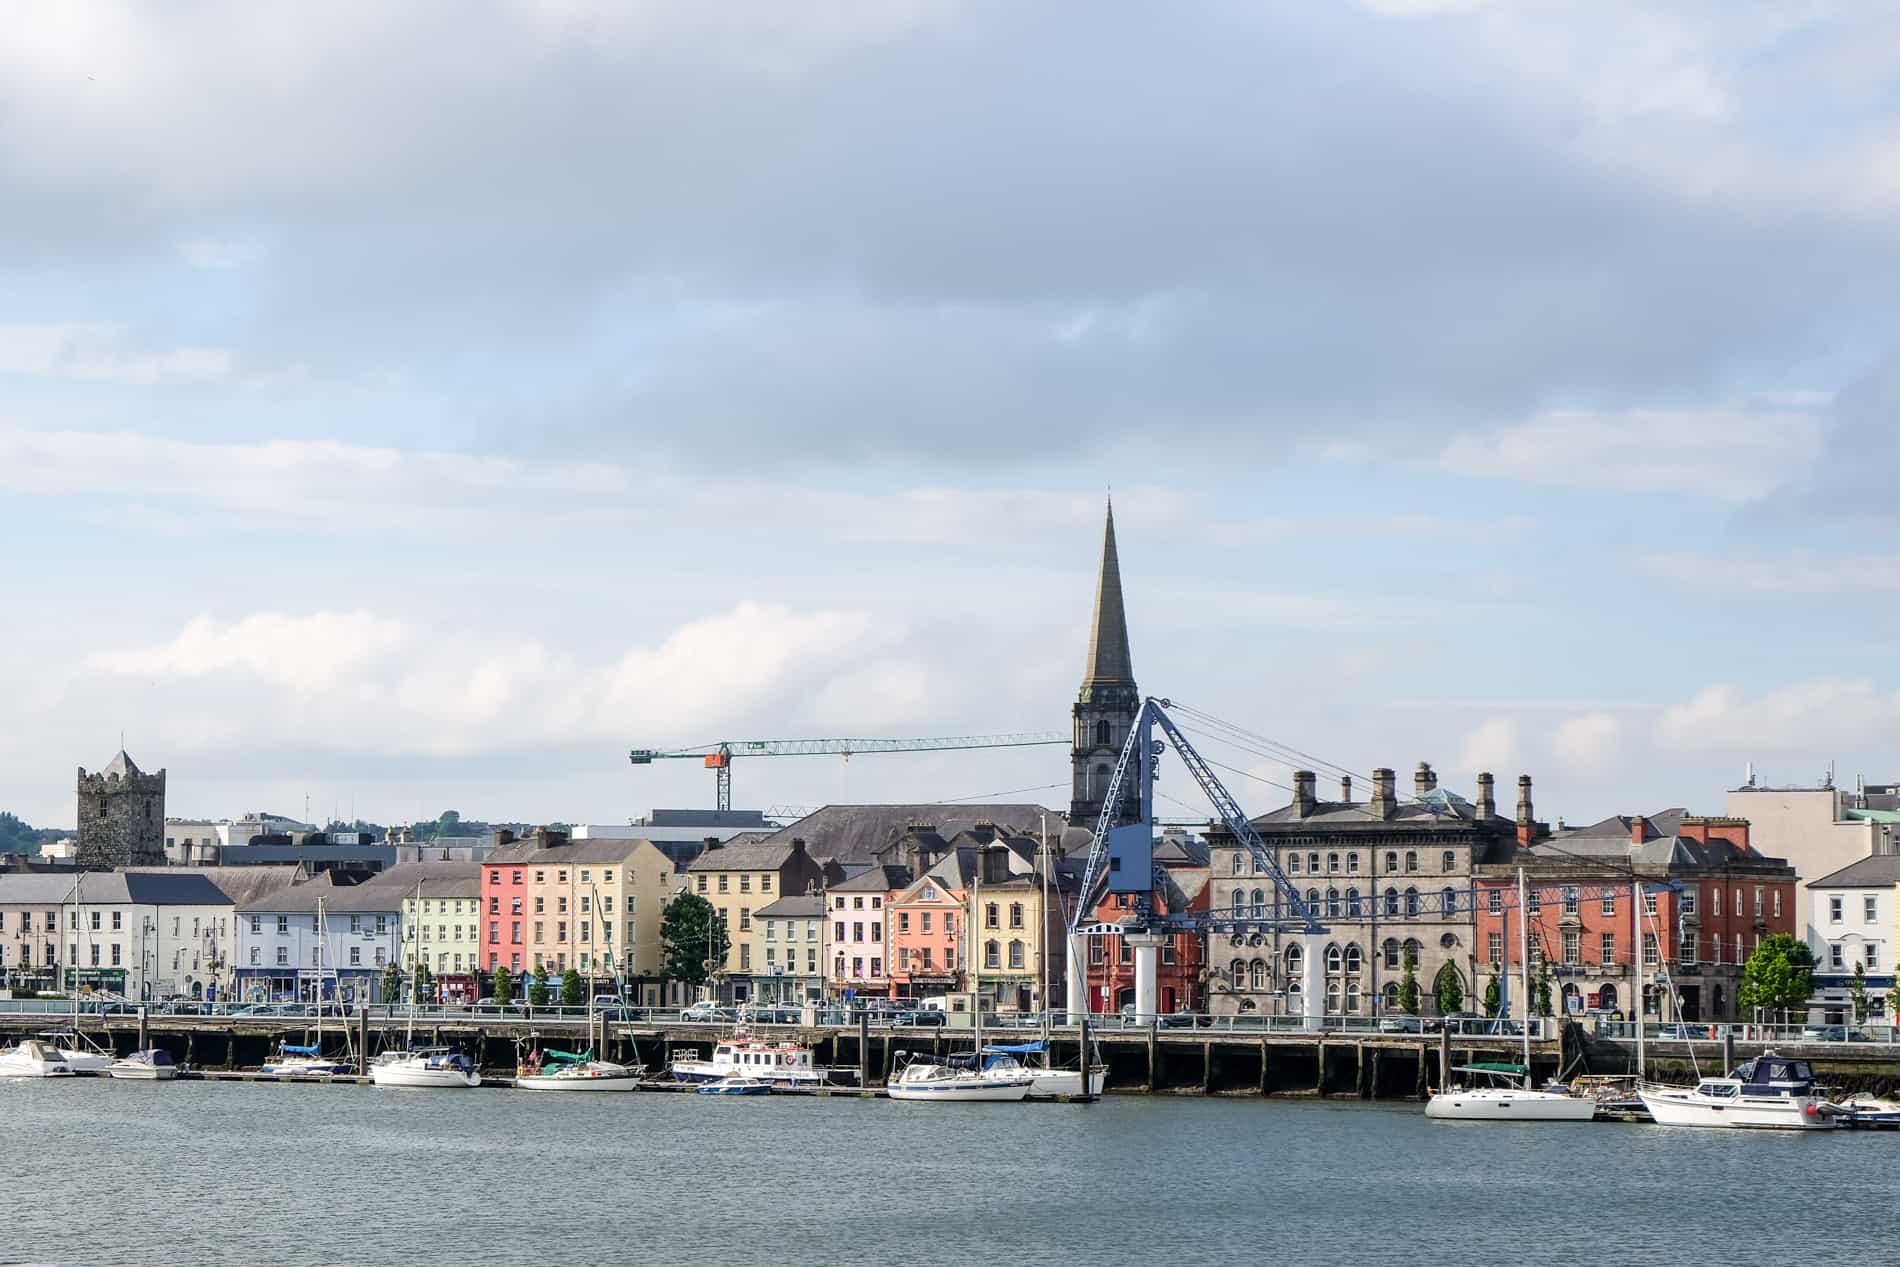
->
[980,1041,1106,1099]
[697,1076,772,1096]
[1639,1053,1844,1130]
[260,1042,356,1078]
[108,1049,179,1081]
[670,1033,848,1088]
[886,1051,1031,1102]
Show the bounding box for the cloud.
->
[1635,550,1900,595]
[1439,401,1827,501]
[1552,712,1621,770]
[178,238,264,269]
[1656,679,1900,752]
[1455,717,1520,774]
[0,323,242,385]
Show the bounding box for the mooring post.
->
[357,1004,369,1065]
[1415,1042,1428,1097]
[136,1006,149,1052]
[1722,1027,1735,1077]
[1202,1040,1213,1093]
[1438,1027,1450,1092]
[1259,1037,1271,1095]
[1314,1036,1326,1094]
[1147,1017,1160,1092]
[858,1012,869,1088]
[1368,1050,1381,1099]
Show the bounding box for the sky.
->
[4,0,1900,832]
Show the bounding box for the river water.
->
[2,1079,1889,1266]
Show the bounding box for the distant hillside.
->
[0,812,68,855]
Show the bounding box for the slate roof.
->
[237,872,407,914]
[764,804,1063,865]
[0,871,232,906]
[756,895,826,919]
[1807,854,1900,889]
[0,873,82,904]
[831,864,911,893]
[375,860,483,899]
[685,839,816,872]
[486,837,662,867]
[101,749,142,778]
[1251,797,1516,832]
[126,865,302,909]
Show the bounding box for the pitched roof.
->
[486,837,664,866]
[0,873,81,904]
[831,864,910,893]
[375,860,483,899]
[761,804,1062,865]
[236,872,408,913]
[685,839,810,872]
[1082,499,1135,688]
[0,871,231,906]
[102,749,142,778]
[126,865,303,909]
[1808,854,1900,888]
[756,895,825,918]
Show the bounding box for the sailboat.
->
[260,895,356,1077]
[1426,869,1596,1122]
[46,872,115,1073]
[371,878,480,1088]
[512,962,640,1090]
[1007,831,1106,1099]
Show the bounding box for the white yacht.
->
[1426,1063,1599,1121]
[669,1034,849,1088]
[886,1052,1032,1102]
[514,1048,641,1092]
[0,1039,76,1079]
[369,1048,481,1089]
[1639,1054,1842,1130]
[260,1041,356,1078]
[39,1030,113,1074]
[981,1041,1106,1099]
[108,1049,180,1081]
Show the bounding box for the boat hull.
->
[0,1061,73,1079]
[55,1050,113,1074]
[887,1077,1034,1102]
[1637,1089,1837,1130]
[1425,1088,1598,1121]
[259,1061,357,1078]
[513,1074,639,1092]
[1027,1066,1107,1099]
[108,1062,179,1081]
[370,1062,481,1089]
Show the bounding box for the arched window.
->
[1094,720,1110,747]
[1287,853,1301,874]
[1712,888,1722,917]
[1404,851,1419,873]
[1383,887,1399,917]
[1284,943,1304,975]
[1346,981,1361,1014]
[1249,959,1268,991]
[1008,939,1025,970]
[1382,981,1400,1010]
[1382,938,1400,969]
[1231,890,1245,917]
[1404,886,1420,916]
[1252,854,1266,875]
[1346,887,1362,918]
[1347,852,1360,874]
[1440,886,1456,915]
[1344,944,1363,974]
[1441,850,1455,873]
[1403,938,1423,967]
[1325,943,1343,974]
[1307,852,1320,874]
[1231,853,1243,876]
[1090,763,1110,802]
[1325,980,1340,1014]
[1251,888,1266,919]
[1305,888,1320,913]
[1384,851,1398,873]
[1229,957,1245,985]
[1327,852,1340,874]
[1326,887,1341,918]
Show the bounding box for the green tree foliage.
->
[412,963,435,1004]
[1851,962,1869,1024]
[661,893,730,986]
[492,965,515,1006]
[1434,962,1464,1016]
[380,963,401,1004]
[529,965,551,1007]
[560,968,584,1006]
[1397,945,1420,1015]
[1532,962,1553,1018]
[0,812,63,855]
[1737,933,1816,1017]
[1483,970,1502,1017]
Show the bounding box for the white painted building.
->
[0,871,235,1001]
[0,873,76,991]
[1805,854,1900,1023]
[234,875,404,1003]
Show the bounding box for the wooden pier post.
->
[1202,1041,1213,1094]
[1314,1037,1326,1094]
[1722,1028,1735,1077]
[1415,1042,1428,1097]
[1438,1027,1450,1092]
[1259,1037,1272,1095]
[136,1006,149,1052]
[857,1012,869,1089]
[1354,1042,1367,1098]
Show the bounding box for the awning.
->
[981,1041,1048,1055]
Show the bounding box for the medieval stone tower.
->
[1070,500,1142,829]
[76,750,166,868]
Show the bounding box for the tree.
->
[1397,945,1419,1015]
[1737,933,1816,1019]
[1851,961,1869,1024]
[561,968,584,1006]
[1532,962,1553,1018]
[380,963,401,1004]
[412,962,435,1004]
[1483,969,1501,1018]
[661,893,730,987]
[529,965,551,1007]
[492,964,515,1006]
[1434,962,1464,1016]
[469,966,489,1000]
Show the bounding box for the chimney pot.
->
[1476,772,1495,820]
[1414,762,1438,796]
[1340,775,1353,803]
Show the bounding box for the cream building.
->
[489,834,677,1003]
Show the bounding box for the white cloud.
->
[1455,717,1519,774]
[1438,401,1827,501]
[1552,712,1621,771]
[0,323,239,385]
[1636,550,1900,595]
[1656,679,1900,752]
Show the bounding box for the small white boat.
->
[0,1039,76,1079]
[887,1053,1032,1102]
[108,1049,180,1081]
[1426,1063,1599,1121]
[259,1042,356,1078]
[38,1030,113,1074]
[513,1048,641,1092]
[979,1042,1105,1099]
[670,1032,851,1088]
[698,1076,773,1096]
[369,1048,481,1089]
[1639,1054,1842,1130]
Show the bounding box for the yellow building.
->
[684,838,831,1003]
[488,833,677,1005]
[396,861,483,1002]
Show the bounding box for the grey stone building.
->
[1070,500,1142,830]
[1206,763,1521,1020]
[76,749,166,869]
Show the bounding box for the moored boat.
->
[980,1041,1106,1099]
[108,1049,179,1081]
[670,1033,851,1088]
[513,1048,641,1092]
[0,1039,76,1079]
[886,1052,1032,1102]
[39,1030,113,1074]
[260,1041,357,1078]
[1638,1054,1842,1130]
[1425,1063,1599,1121]
[698,1076,772,1096]
[369,1048,481,1089]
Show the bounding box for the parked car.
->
[893,1009,946,1027]
[1429,1011,1484,1034]
[1378,1015,1423,1034]
[681,1002,735,1022]
[1158,1011,1205,1030]
[1801,1024,1872,1043]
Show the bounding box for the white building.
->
[1805,855,1900,1024]
[0,873,74,991]
[826,864,904,999]
[234,874,404,1003]
[1,871,236,1001]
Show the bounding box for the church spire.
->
[1081,498,1135,693]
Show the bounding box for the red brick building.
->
[1084,836,1209,1015]
[1475,811,1797,1022]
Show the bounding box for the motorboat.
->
[697,1076,772,1096]
[259,1042,357,1078]
[108,1049,179,1081]
[0,1039,75,1079]
[38,1030,113,1074]
[1639,1054,1843,1130]
[886,1052,1032,1102]
[669,1032,852,1088]
[1426,1063,1599,1121]
[513,1048,641,1092]
[369,1047,481,1089]
[980,1041,1106,1099]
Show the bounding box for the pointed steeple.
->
[1081,499,1135,693]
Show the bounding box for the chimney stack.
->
[1292,771,1317,818]
[1516,775,1534,827]
[1630,816,1650,846]
[1340,775,1353,803]
[1415,762,1438,797]
[1476,772,1495,820]
[1371,768,1396,819]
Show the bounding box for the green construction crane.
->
[629,733,1069,812]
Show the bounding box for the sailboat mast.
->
[1517,868,1532,1086]
[73,871,82,1027]
[1039,818,1050,1044]
[405,879,421,1050]
[1632,877,1646,1082]
[972,847,982,1054]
